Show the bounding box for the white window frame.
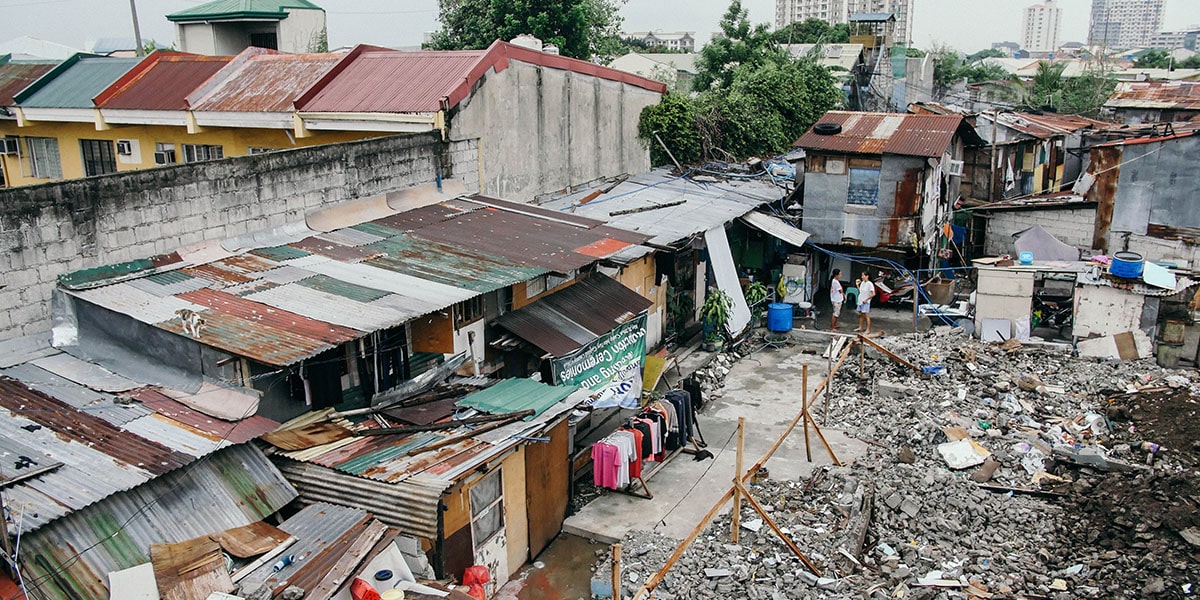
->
[182,143,224,163]
[25,136,62,179]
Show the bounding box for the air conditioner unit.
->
[115,140,133,155]
[0,138,18,155]
[946,159,964,177]
[154,149,176,165]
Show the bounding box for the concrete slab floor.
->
[494,534,601,600]
[563,342,871,545]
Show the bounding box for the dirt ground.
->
[1065,389,1200,597]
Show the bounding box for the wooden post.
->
[733,479,822,576]
[731,417,745,543]
[802,365,811,462]
[859,338,865,378]
[611,543,622,600]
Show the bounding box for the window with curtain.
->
[25,137,62,179]
[469,469,504,549]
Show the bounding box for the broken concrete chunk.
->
[1179,527,1200,548]
[740,518,763,533]
[704,568,731,579]
[1049,578,1068,591]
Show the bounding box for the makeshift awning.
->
[456,378,578,420]
[705,226,752,336]
[493,274,652,357]
[741,212,811,249]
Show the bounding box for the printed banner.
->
[552,313,647,409]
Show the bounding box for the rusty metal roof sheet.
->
[0,60,56,106]
[298,47,486,113]
[177,288,363,344]
[795,111,976,157]
[494,274,652,356]
[0,362,149,426]
[364,235,547,293]
[94,53,232,110]
[188,49,341,112]
[128,387,279,445]
[992,111,1110,139]
[1104,80,1200,111]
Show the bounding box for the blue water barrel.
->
[766,302,793,332]
[1110,251,1144,279]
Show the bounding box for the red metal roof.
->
[795,111,972,157]
[188,48,342,112]
[0,61,56,106]
[296,41,665,114]
[95,52,232,110]
[0,377,193,476]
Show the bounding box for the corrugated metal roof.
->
[794,110,972,158]
[298,48,487,113]
[29,352,140,392]
[0,363,151,426]
[236,501,368,593]
[0,60,56,105]
[177,288,363,345]
[456,378,577,419]
[493,274,652,356]
[95,53,232,110]
[1104,80,1200,111]
[168,0,321,21]
[541,168,779,248]
[16,55,140,108]
[189,49,340,112]
[128,388,279,445]
[243,283,419,331]
[364,236,547,293]
[991,111,1109,139]
[18,443,295,600]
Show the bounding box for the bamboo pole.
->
[611,543,622,600]
[731,417,745,544]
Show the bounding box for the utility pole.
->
[130,0,145,57]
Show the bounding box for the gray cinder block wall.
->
[0,133,477,341]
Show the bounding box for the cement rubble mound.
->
[593,327,1200,599]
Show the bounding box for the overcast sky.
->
[3,0,1200,54]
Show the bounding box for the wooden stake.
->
[733,479,822,577]
[803,365,811,462]
[732,417,745,544]
[611,543,622,600]
[859,338,865,378]
[633,487,737,600]
[858,334,919,371]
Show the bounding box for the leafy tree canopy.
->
[771,18,850,45]
[693,0,787,91]
[1133,49,1172,69]
[966,48,1005,62]
[428,0,625,60]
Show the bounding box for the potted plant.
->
[700,288,732,351]
[744,281,770,327]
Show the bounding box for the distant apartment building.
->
[622,31,696,53]
[775,0,911,43]
[1088,0,1164,49]
[1147,27,1200,50]
[1022,1,1062,54]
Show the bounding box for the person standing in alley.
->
[829,269,844,331]
[856,271,875,334]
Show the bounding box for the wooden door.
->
[525,418,569,558]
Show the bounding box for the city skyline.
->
[1,0,1199,56]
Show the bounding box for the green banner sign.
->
[551,313,647,409]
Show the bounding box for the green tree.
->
[1178,55,1200,69]
[638,93,703,166]
[711,58,842,158]
[771,18,850,44]
[694,0,787,91]
[1059,66,1117,117]
[1133,49,1172,69]
[428,0,625,60]
[965,48,1005,62]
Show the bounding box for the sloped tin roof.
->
[457,378,577,419]
[95,53,232,110]
[794,110,972,158]
[59,193,648,367]
[298,48,487,113]
[0,60,57,105]
[168,0,322,22]
[1104,80,1200,111]
[15,54,140,108]
[493,274,652,356]
[188,49,341,112]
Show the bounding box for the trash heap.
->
[594,328,1200,599]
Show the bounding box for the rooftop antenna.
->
[129,0,145,57]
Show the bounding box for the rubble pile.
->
[593,328,1200,598]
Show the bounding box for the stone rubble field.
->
[594,328,1200,599]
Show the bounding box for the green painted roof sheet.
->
[362,234,548,294]
[168,0,323,21]
[457,378,577,420]
[250,244,310,262]
[17,56,140,108]
[296,273,390,302]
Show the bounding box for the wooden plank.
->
[358,409,535,437]
[611,544,622,600]
[231,537,297,583]
[526,419,570,558]
[307,519,389,600]
[731,417,745,544]
[858,335,918,371]
[209,521,290,559]
[261,422,354,451]
[151,536,234,600]
[404,414,526,457]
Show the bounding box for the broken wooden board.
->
[209,521,290,559]
[150,536,234,600]
[262,421,354,451]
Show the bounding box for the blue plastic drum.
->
[766,302,794,332]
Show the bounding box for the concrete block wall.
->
[983,207,1097,257]
[0,132,472,341]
